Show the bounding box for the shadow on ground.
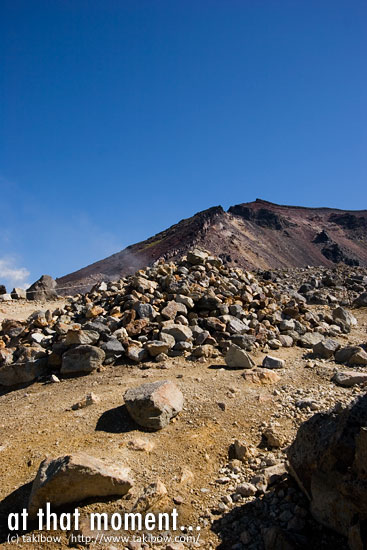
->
[95,404,141,433]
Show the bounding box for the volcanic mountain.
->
[56,199,367,293]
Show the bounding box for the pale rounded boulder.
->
[28,452,133,518]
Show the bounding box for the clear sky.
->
[1,0,366,289]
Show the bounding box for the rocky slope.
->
[1,252,367,549]
[56,199,367,294]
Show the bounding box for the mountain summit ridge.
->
[56,199,367,293]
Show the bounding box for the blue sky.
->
[1,1,366,289]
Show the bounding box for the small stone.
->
[145,340,171,357]
[263,427,283,448]
[126,345,149,363]
[127,438,155,453]
[242,368,281,385]
[179,468,194,485]
[235,482,257,496]
[262,355,285,369]
[161,325,193,342]
[187,249,208,265]
[225,344,255,369]
[71,392,100,410]
[349,349,367,366]
[11,288,27,300]
[133,480,168,512]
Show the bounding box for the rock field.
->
[1,249,367,549]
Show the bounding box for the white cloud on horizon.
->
[0,257,30,291]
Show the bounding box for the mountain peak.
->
[56,199,367,294]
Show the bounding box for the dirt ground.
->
[0,300,366,549]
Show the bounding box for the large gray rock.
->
[28,452,133,517]
[230,334,256,350]
[227,317,248,334]
[124,380,184,430]
[126,345,148,363]
[61,345,105,375]
[225,344,255,369]
[332,307,357,327]
[0,359,47,386]
[332,370,367,387]
[100,338,125,361]
[313,338,340,359]
[335,346,364,364]
[134,303,156,320]
[349,349,367,366]
[0,284,6,295]
[288,394,367,542]
[298,332,324,348]
[26,275,58,301]
[161,324,192,342]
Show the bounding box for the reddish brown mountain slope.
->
[56,199,367,293]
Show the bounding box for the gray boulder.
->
[335,346,363,364]
[61,345,105,375]
[100,338,125,362]
[225,344,255,369]
[26,275,57,301]
[161,324,192,342]
[126,345,148,363]
[230,334,256,350]
[332,307,357,327]
[313,338,340,359]
[332,370,367,387]
[124,380,184,430]
[298,332,324,348]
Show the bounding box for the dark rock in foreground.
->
[288,393,367,546]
